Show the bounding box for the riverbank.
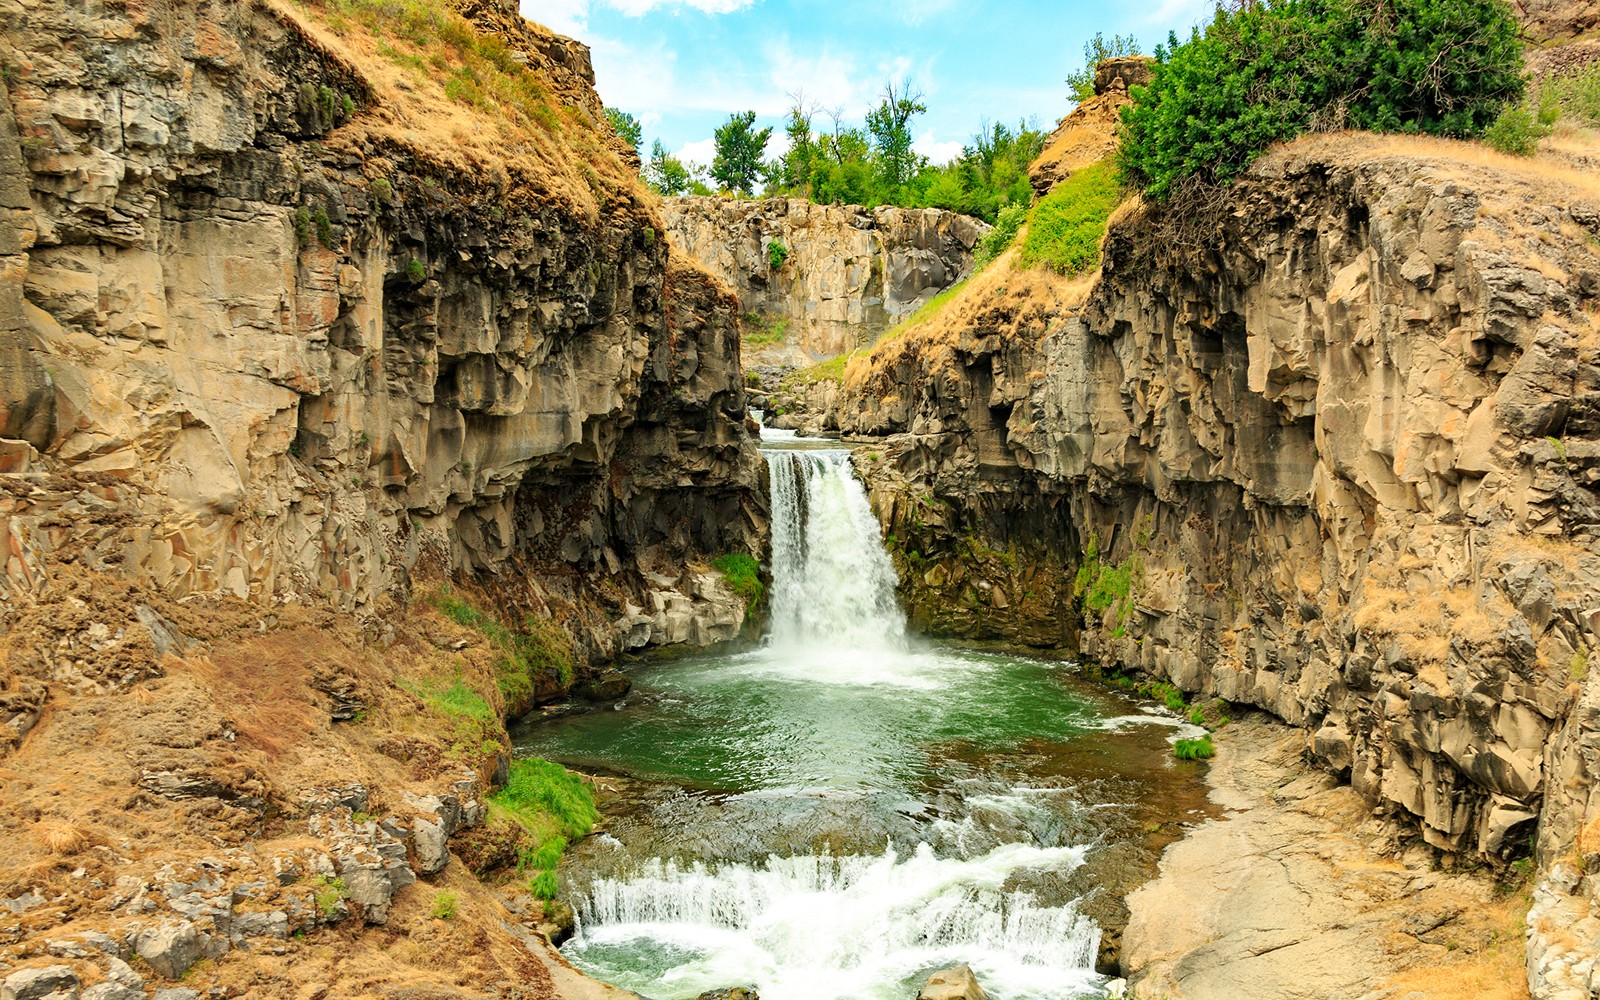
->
[1122,716,1531,1000]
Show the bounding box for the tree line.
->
[606,84,1043,225]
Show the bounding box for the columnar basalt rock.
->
[0,0,766,691]
[662,196,987,361]
[827,136,1600,991]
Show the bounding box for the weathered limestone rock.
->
[917,964,989,1000]
[1,967,79,1000]
[132,921,208,979]
[663,196,986,361]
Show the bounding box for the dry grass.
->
[30,820,91,855]
[267,0,645,225]
[1384,890,1533,1000]
[1274,131,1600,204]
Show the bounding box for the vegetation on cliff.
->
[1119,0,1526,199]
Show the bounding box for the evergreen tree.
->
[710,111,772,195]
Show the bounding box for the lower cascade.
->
[536,438,1154,1000]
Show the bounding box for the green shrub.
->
[313,205,334,248]
[974,202,1027,265]
[1019,159,1122,276]
[712,552,764,612]
[430,891,459,919]
[1174,735,1216,760]
[407,259,427,283]
[1484,104,1546,155]
[311,875,348,917]
[766,239,788,270]
[1543,62,1600,128]
[1120,0,1526,200]
[293,206,312,249]
[369,177,394,203]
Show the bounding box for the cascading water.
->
[531,430,1147,1000]
[765,449,907,652]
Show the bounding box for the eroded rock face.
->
[662,196,987,361]
[825,139,1600,987]
[0,0,765,684]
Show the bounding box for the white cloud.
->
[913,132,964,165]
[521,0,589,36]
[604,0,754,15]
[675,137,716,166]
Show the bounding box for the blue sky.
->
[521,0,1216,168]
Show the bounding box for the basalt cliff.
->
[0,0,763,995]
[818,131,1600,995]
[662,195,985,365]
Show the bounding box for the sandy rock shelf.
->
[1123,716,1530,1000]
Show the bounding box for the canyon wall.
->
[662,195,986,362]
[0,0,766,697]
[826,137,1600,994]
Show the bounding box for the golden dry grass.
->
[266,0,648,227]
[1385,890,1533,1000]
[1275,131,1600,204]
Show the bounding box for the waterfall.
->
[567,843,1104,1000]
[764,450,907,652]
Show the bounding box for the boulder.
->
[1,967,79,1000]
[132,920,205,979]
[917,964,989,1000]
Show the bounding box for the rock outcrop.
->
[662,196,986,362]
[823,134,1600,991]
[1029,56,1151,198]
[0,0,766,684]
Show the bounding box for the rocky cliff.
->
[662,195,986,363]
[0,0,766,675]
[0,1,764,995]
[825,134,1600,995]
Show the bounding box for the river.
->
[512,434,1212,1000]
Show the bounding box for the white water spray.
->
[765,450,908,652]
[567,843,1103,1000]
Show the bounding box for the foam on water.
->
[566,842,1104,1000]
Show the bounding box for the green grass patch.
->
[430,891,459,919]
[974,202,1027,265]
[434,587,574,705]
[1019,159,1122,277]
[712,552,764,613]
[786,350,858,387]
[741,312,789,347]
[488,758,598,902]
[400,672,502,763]
[876,281,968,346]
[1174,735,1216,760]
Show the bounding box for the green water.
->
[517,645,1105,795]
